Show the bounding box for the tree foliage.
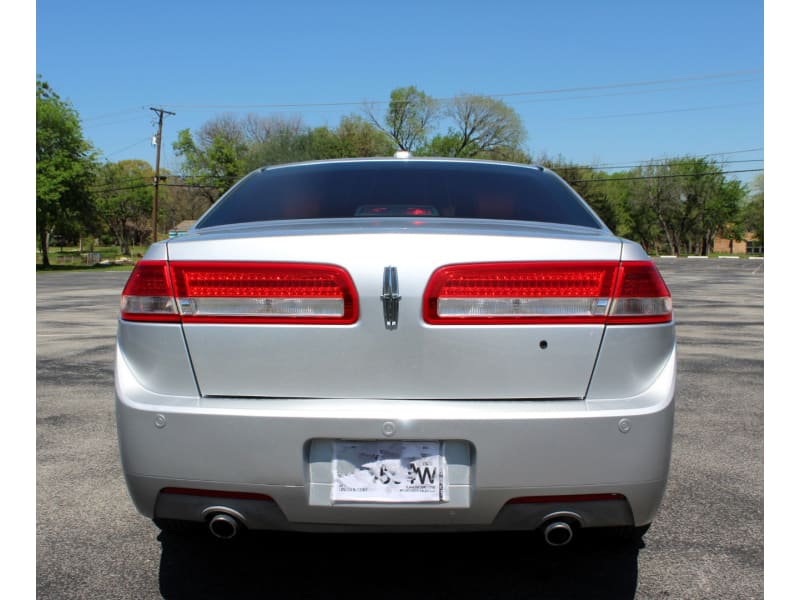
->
[94,160,154,254]
[538,155,618,232]
[740,174,764,243]
[172,113,398,212]
[36,78,96,266]
[366,87,530,161]
[36,76,763,261]
[366,86,438,152]
[543,155,752,255]
[335,115,396,157]
[625,157,746,255]
[438,94,526,159]
[173,114,249,205]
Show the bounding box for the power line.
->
[92,144,764,184]
[568,101,762,121]
[103,137,154,158]
[90,173,235,192]
[89,183,150,193]
[153,69,761,111]
[83,115,150,130]
[567,168,763,184]
[576,158,764,171]
[487,69,761,99]
[509,78,761,106]
[555,147,764,169]
[90,168,763,195]
[91,182,221,194]
[157,79,761,118]
[82,106,147,122]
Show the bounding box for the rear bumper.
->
[115,344,675,531]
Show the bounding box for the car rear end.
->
[115,159,675,542]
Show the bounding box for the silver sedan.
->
[115,156,675,546]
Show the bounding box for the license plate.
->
[331,441,449,503]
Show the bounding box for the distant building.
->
[712,232,763,255]
[168,220,197,238]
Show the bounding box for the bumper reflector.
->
[506,493,626,504]
[161,487,273,501]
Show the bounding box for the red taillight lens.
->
[120,261,179,322]
[120,261,358,324]
[423,260,671,325]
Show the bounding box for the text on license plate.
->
[331,440,449,503]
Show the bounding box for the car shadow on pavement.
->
[158,528,642,599]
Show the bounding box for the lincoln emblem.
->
[381,266,401,330]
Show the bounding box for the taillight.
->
[120,261,179,322]
[423,261,671,325]
[120,261,358,324]
[606,261,672,324]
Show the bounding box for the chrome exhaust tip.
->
[208,512,240,539]
[543,520,574,547]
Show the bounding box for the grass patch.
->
[36,245,147,269]
[36,263,135,273]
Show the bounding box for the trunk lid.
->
[166,219,622,400]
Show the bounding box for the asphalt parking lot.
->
[36,258,763,599]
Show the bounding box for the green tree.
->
[439,94,527,159]
[335,115,395,157]
[418,133,465,158]
[94,160,154,254]
[305,126,346,160]
[366,86,438,151]
[536,155,746,255]
[665,157,743,255]
[246,115,394,168]
[36,78,96,266]
[740,174,764,244]
[604,172,661,253]
[702,178,746,255]
[627,157,744,255]
[538,156,618,232]
[247,124,313,167]
[173,115,248,206]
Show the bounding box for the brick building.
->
[712,232,763,255]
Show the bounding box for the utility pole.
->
[150,107,175,244]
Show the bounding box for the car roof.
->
[257,156,547,174]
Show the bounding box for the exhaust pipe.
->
[208,512,240,539]
[543,520,574,547]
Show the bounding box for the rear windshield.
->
[195,161,604,230]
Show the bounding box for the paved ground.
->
[36,258,763,599]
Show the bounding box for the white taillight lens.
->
[436,297,610,318]
[177,297,345,318]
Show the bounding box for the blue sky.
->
[35,0,764,183]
